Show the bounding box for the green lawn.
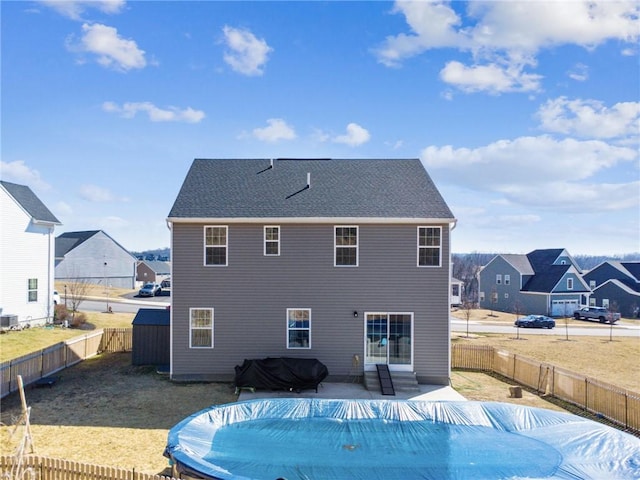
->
[0,311,135,362]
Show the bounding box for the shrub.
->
[70,311,87,328]
[54,304,71,324]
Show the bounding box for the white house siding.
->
[55,232,137,289]
[0,189,56,326]
[170,222,451,385]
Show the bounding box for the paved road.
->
[451,318,640,337]
[74,296,170,314]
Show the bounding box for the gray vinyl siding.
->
[592,283,640,318]
[479,257,524,313]
[171,222,451,384]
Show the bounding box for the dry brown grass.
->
[0,353,236,476]
[451,308,640,393]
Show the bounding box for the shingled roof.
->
[168,158,455,221]
[1,180,60,225]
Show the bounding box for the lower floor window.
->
[287,308,310,349]
[190,308,213,348]
[28,278,38,302]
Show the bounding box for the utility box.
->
[0,314,18,328]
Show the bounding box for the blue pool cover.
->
[165,399,640,480]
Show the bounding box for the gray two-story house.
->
[478,249,590,316]
[583,261,640,318]
[167,158,456,385]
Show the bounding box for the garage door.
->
[551,300,579,316]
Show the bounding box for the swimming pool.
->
[164,398,640,479]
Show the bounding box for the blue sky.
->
[2,1,639,256]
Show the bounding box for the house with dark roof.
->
[478,248,590,316]
[55,230,137,289]
[167,158,456,386]
[0,181,61,327]
[583,261,640,318]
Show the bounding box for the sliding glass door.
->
[364,313,412,369]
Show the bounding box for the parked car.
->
[161,278,171,288]
[573,306,620,324]
[514,315,555,329]
[138,282,162,297]
[52,291,60,304]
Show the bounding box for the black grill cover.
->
[234,357,329,392]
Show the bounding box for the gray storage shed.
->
[132,308,170,366]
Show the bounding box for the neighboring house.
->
[167,158,456,385]
[0,181,61,327]
[451,277,464,306]
[137,260,171,286]
[478,248,589,317]
[55,230,137,289]
[583,261,640,318]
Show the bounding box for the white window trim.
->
[27,278,38,303]
[567,278,574,290]
[287,308,311,349]
[417,226,442,267]
[264,225,280,256]
[189,308,214,349]
[204,225,228,266]
[504,274,510,285]
[334,225,359,267]
[496,274,502,285]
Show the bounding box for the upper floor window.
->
[204,226,227,266]
[417,227,441,267]
[190,308,214,348]
[567,278,574,290]
[27,278,38,302]
[504,274,510,285]
[264,226,280,256]
[589,280,596,289]
[496,274,502,285]
[287,308,311,349]
[335,226,358,266]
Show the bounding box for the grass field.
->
[1,302,638,475]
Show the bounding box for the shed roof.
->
[1,180,60,224]
[168,158,455,222]
[132,308,170,326]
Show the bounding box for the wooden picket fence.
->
[452,344,640,433]
[0,329,132,399]
[0,455,176,480]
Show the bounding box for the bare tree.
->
[489,286,498,317]
[461,298,474,338]
[512,300,524,340]
[562,301,571,341]
[65,278,91,314]
[608,301,619,342]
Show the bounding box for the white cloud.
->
[38,0,125,21]
[102,101,205,123]
[421,135,638,212]
[68,23,146,72]
[252,118,296,142]
[0,160,51,190]
[536,97,640,139]
[567,63,589,82]
[79,184,129,202]
[333,123,371,147]
[375,1,639,94]
[440,60,542,94]
[222,26,272,76]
